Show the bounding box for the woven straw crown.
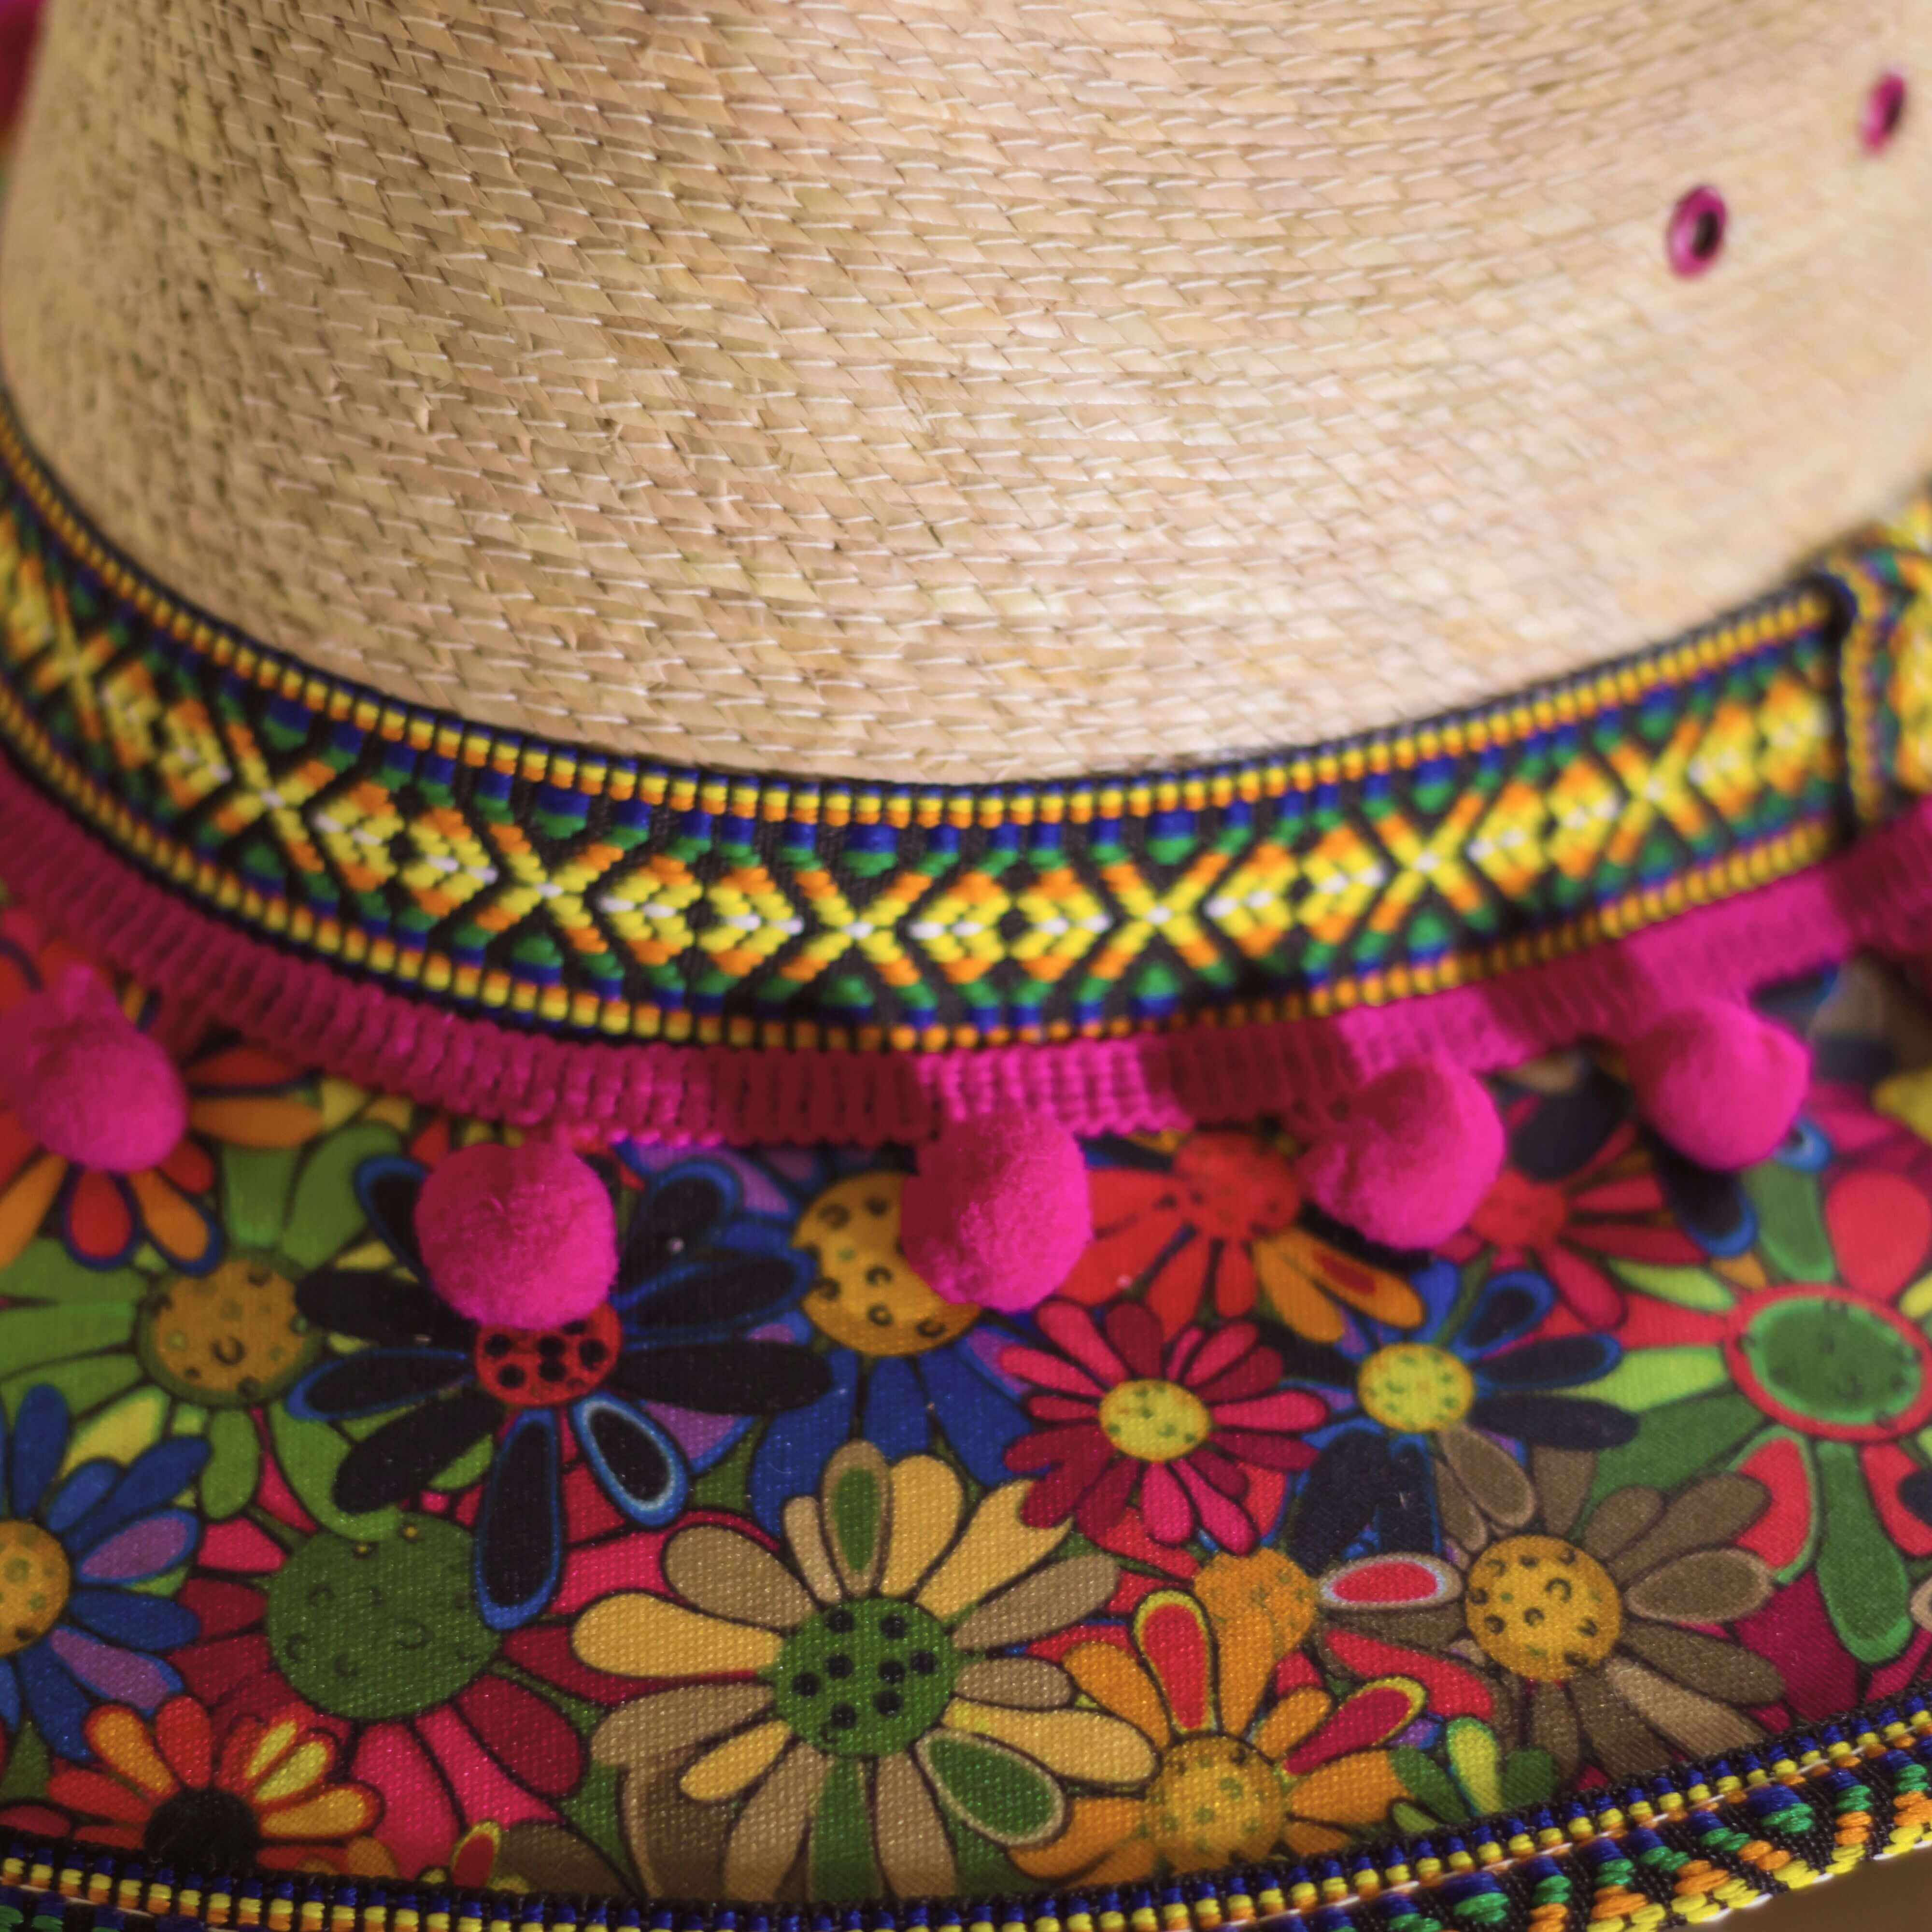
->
[2,0,1931,782]
[12,15,1932,1913]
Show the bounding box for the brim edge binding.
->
[2,1678,1932,1929]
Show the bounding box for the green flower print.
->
[1589,1143,1932,1664]
[1389,1718,1557,1836]
[0,1111,399,1520]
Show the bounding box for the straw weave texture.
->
[3,0,1932,782]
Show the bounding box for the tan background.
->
[1748,1852,1928,1928]
[6,0,1932,780]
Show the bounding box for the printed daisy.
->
[289,1151,830,1627]
[1589,1147,1932,1665]
[1282,1262,1634,1573]
[0,1385,204,1758]
[171,1500,595,1880]
[1313,1449,1781,1780]
[0,908,329,1273]
[1015,1566,1418,1883]
[0,1117,397,1521]
[747,1164,1031,1528]
[46,1695,386,1873]
[1000,1300,1325,1550]
[1080,1535,1492,1776]
[577,1445,1158,1902]
[1059,1131,1425,1341]
[1447,1062,1706,1328]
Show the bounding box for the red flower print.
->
[1450,1115,1702,1328]
[166,1461,639,1879]
[1060,1132,1424,1342]
[1732,1574,1861,1729]
[1002,1301,1325,1551]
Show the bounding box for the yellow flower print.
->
[575,1445,1157,1902]
[1017,1549,1418,1884]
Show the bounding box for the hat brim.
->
[0,874,1928,1919]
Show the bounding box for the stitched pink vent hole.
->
[1865,71,1909,152]
[1667,187,1727,276]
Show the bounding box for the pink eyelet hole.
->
[1864,71,1908,152]
[1666,186,1727,277]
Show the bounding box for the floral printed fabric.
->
[9,887,1932,1903]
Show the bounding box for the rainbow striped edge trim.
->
[8,385,1930,1057]
[1,1687,1932,1932]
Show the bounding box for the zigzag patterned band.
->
[1,386,1928,1054]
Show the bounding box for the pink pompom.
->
[0,0,43,143]
[415,1139,618,1327]
[0,965,187,1172]
[900,1109,1092,1313]
[1297,1055,1505,1250]
[1624,996,1810,1170]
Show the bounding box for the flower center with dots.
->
[770,1599,961,1757]
[0,1522,69,1658]
[1099,1379,1211,1463]
[1171,1133,1301,1242]
[1193,1549,1320,1655]
[1355,1344,1476,1433]
[138,1257,320,1405]
[1469,1169,1569,1249]
[1730,1287,1932,1440]
[471,1302,623,1408]
[265,1516,500,1719]
[1144,1735,1288,1871]
[1463,1535,1622,1681]
[799,1173,979,1359]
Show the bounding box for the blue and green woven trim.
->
[0,391,1901,1051]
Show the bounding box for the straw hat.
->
[7,0,1932,781]
[4,0,1932,1921]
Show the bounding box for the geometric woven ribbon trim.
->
[2,386,1924,1052]
[1832,486,1932,833]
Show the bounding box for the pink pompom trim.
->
[1296,1056,1506,1251]
[0,963,186,1171]
[0,0,43,144]
[1623,996,1811,1170]
[414,1139,618,1328]
[4,754,1932,1146]
[900,1110,1091,1312]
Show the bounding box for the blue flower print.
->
[746,1158,1030,1531]
[0,1383,204,1757]
[1279,1261,1635,1573]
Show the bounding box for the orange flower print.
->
[1017,1552,1416,1883]
[49,1696,390,1873]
